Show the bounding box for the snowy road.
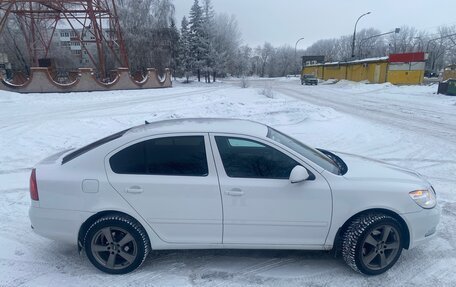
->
[272,80,456,143]
[0,79,455,286]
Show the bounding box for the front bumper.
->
[29,206,93,245]
[402,204,441,249]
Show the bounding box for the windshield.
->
[267,127,340,174]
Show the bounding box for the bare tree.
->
[256,42,274,77]
[425,25,456,72]
[212,13,241,78]
[0,21,30,74]
[233,45,252,76]
[117,0,177,74]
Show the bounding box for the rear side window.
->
[215,136,299,179]
[110,136,208,176]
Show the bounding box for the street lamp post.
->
[294,37,305,77]
[351,12,371,58]
[358,28,400,58]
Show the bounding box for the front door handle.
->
[224,188,244,196]
[126,186,144,194]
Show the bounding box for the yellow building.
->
[302,57,388,83]
[346,59,389,83]
[302,53,426,85]
[322,63,347,81]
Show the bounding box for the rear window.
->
[62,128,130,164]
[109,136,208,176]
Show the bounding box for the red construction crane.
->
[0,0,129,78]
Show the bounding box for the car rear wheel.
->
[342,213,403,275]
[84,214,150,274]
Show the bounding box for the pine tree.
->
[177,16,193,82]
[169,19,180,77]
[189,0,206,82]
[202,0,216,82]
[188,0,217,83]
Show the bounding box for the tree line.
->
[0,0,455,81]
[304,25,456,73]
[124,0,456,80]
[173,0,307,81]
[0,0,308,79]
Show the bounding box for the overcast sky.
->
[174,0,456,49]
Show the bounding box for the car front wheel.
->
[84,214,150,274]
[342,213,403,275]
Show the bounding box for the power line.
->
[413,21,456,33]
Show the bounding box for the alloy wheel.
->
[361,224,401,270]
[90,227,138,270]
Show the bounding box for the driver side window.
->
[215,136,299,179]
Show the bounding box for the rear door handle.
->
[224,188,244,196]
[126,186,144,194]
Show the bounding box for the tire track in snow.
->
[210,257,299,287]
[0,87,221,129]
[240,257,298,276]
[276,86,456,143]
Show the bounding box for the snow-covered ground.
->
[0,79,455,286]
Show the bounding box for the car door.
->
[105,133,223,244]
[210,134,332,246]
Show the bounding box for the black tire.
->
[84,214,150,274]
[342,213,403,275]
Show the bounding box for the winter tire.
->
[342,213,403,275]
[84,214,150,274]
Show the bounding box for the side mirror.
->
[289,165,310,183]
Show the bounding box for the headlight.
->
[409,189,436,209]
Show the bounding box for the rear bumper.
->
[402,204,441,249]
[29,206,93,245]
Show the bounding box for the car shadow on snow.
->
[46,242,345,279]
[142,249,345,279]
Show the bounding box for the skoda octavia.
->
[29,118,440,275]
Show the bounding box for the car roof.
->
[125,118,269,138]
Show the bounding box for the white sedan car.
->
[29,118,440,275]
